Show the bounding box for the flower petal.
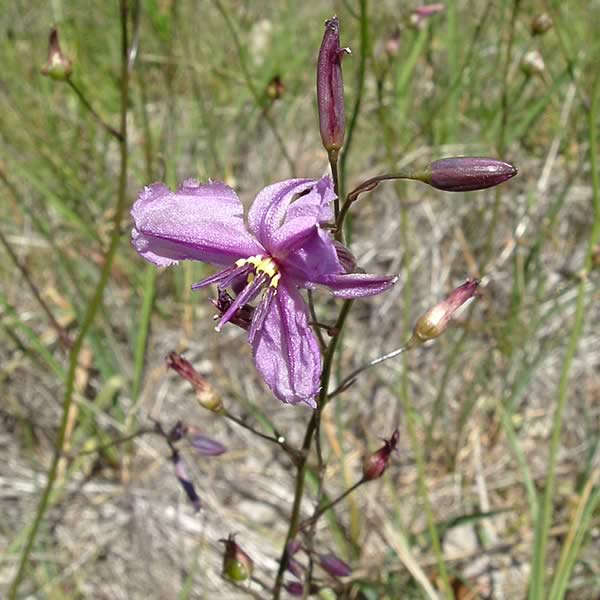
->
[250,282,321,407]
[131,180,263,267]
[317,272,398,298]
[247,178,316,249]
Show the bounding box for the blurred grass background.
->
[1,0,599,598]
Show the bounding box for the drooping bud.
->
[333,240,357,273]
[284,581,320,596]
[166,352,225,414]
[409,279,479,345]
[319,553,352,577]
[211,289,254,331]
[41,26,72,81]
[416,157,518,192]
[172,451,201,511]
[286,557,304,579]
[220,534,253,582]
[409,3,445,28]
[362,429,399,481]
[317,16,349,157]
[188,433,227,456]
[266,74,285,101]
[531,13,553,36]
[520,50,545,78]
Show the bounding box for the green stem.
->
[529,72,600,600]
[272,300,353,599]
[213,0,295,176]
[8,4,130,596]
[67,78,124,142]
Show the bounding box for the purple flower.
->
[132,176,397,407]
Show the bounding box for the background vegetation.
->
[1,0,598,598]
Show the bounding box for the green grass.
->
[1,1,599,598]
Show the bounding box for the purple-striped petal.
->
[131,180,263,267]
[250,282,321,407]
[247,179,316,249]
[317,272,398,298]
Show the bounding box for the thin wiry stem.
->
[8,4,130,596]
[0,229,71,350]
[66,78,124,142]
[529,71,600,600]
[213,0,295,176]
[328,343,411,399]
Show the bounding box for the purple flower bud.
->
[220,534,253,582]
[410,279,479,344]
[189,433,226,456]
[419,157,518,192]
[286,557,304,579]
[287,538,302,556]
[531,13,552,36]
[319,553,352,578]
[284,581,320,596]
[317,16,349,156]
[362,429,399,481]
[41,27,72,81]
[172,451,201,511]
[410,3,445,27]
[166,352,224,413]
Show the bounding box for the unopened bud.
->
[319,553,352,577]
[410,279,479,345]
[166,352,224,414]
[409,3,445,28]
[415,157,518,192]
[172,451,201,511]
[362,429,399,481]
[266,74,284,101]
[531,13,552,36]
[521,50,545,78]
[41,27,72,81]
[333,240,357,273]
[189,433,227,456]
[220,534,253,582]
[317,16,349,157]
[384,29,401,58]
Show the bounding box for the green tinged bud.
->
[41,27,72,81]
[220,534,253,582]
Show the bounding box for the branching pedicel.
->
[133,13,518,598]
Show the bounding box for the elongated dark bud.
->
[416,157,518,192]
[317,16,349,159]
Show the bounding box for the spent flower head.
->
[220,534,253,582]
[41,26,72,81]
[362,429,400,481]
[409,279,480,345]
[134,178,397,407]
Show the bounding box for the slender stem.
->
[0,229,71,350]
[299,478,365,530]
[307,289,326,351]
[398,388,453,598]
[213,0,295,176]
[71,428,153,458]
[8,5,130,596]
[272,300,353,599]
[336,171,414,234]
[66,78,124,142]
[529,72,600,600]
[224,410,301,461]
[328,343,411,399]
[329,152,341,231]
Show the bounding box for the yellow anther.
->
[235,254,280,287]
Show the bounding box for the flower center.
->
[235,254,281,289]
